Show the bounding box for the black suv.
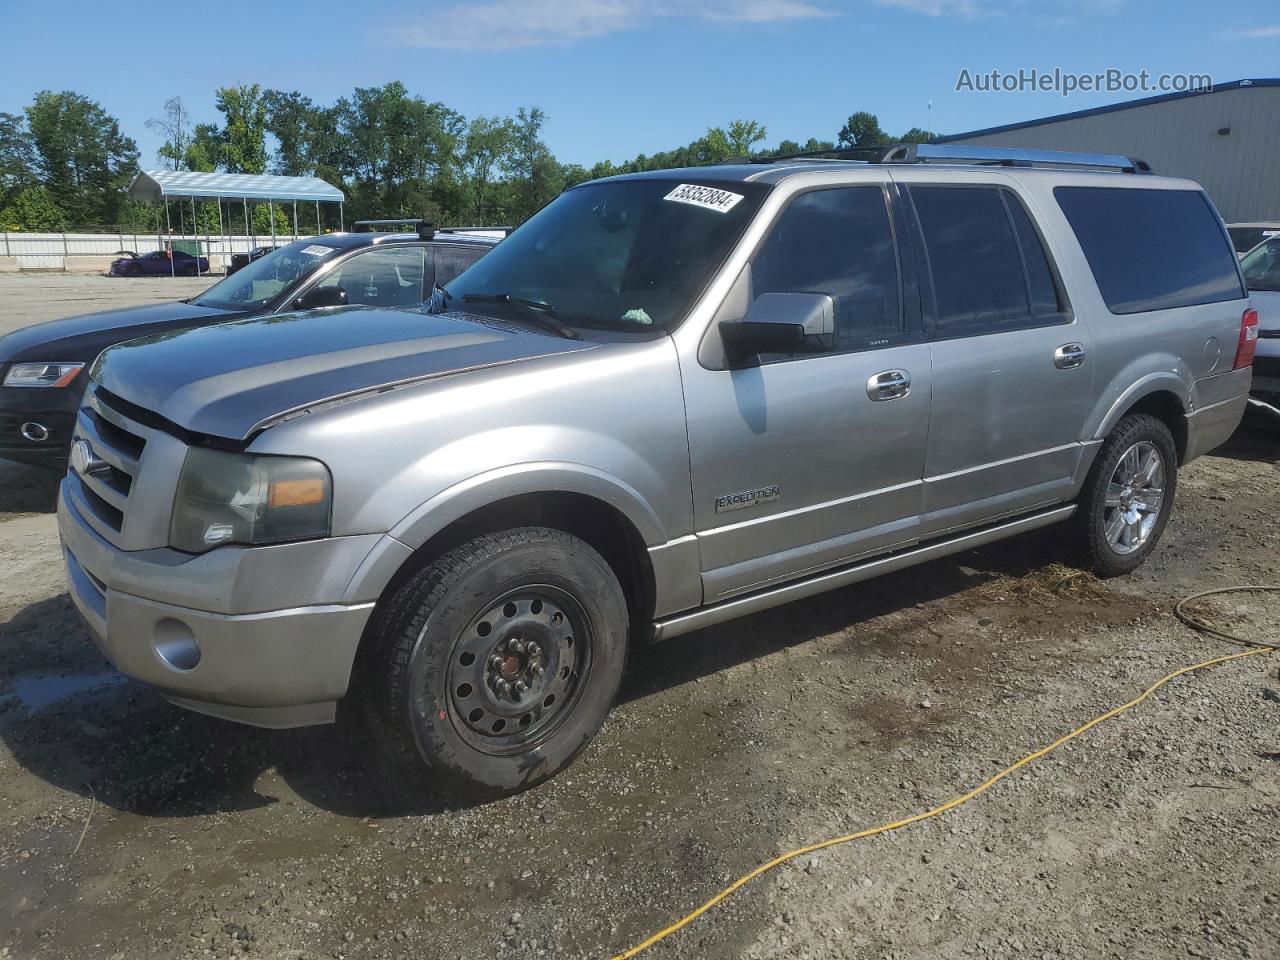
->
[0,223,499,468]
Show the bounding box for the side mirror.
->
[295,285,348,310]
[719,292,835,356]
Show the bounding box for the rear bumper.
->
[58,484,376,728]
[1185,385,1249,461]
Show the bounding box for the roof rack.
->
[737,142,1152,174]
[881,143,1152,174]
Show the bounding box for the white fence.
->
[1,232,308,271]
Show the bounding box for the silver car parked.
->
[58,144,1255,798]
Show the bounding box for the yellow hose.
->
[610,587,1279,960]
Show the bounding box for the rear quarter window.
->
[1054,187,1243,314]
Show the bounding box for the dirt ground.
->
[1,275,1278,960]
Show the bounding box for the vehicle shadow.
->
[0,527,1068,822]
[0,460,62,516]
[1216,413,1280,463]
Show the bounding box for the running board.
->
[651,505,1077,642]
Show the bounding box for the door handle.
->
[1054,342,1086,369]
[867,369,911,401]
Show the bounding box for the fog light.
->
[20,421,50,443]
[153,618,201,671]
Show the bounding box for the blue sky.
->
[2,0,1277,168]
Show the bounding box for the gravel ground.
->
[1,278,1278,960]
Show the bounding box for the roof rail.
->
[734,142,1152,174]
[881,143,1153,174]
[352,218,438,239]
[437,225,513,237]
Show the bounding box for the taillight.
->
[1235,308,1259,369]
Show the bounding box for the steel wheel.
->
[446,586,591,755]
[1102,440,1165,555]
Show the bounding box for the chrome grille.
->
[67,385,149,545]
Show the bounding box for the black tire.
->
[1075,413,1178,577]
[365,527,628,800]
[125,263,143,277]
[181,263,198,277]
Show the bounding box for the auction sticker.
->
[663,183,744,214]
[301,244,334,257]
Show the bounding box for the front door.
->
[681,183,932,603]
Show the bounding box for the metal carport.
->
[126,170,346,277]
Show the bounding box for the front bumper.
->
[58,482,378,728]
[0,382,82,467]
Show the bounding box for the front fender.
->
[338,462,672,607]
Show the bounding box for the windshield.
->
[441,178,768,333]
[193,240,340,310]
[1241,236,1280,292]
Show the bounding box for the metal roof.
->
[127,170,344,203]
[937,78,1280,144]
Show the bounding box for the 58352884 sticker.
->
[663,183,745,214]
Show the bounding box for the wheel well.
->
[1122,391,1188,464]
[376,492,657,629]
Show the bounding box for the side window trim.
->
[998,188,1073,323]
[905,183,1072,342]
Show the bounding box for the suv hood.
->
[0,300,235,364]
[92,306,595,441]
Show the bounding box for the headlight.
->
[170,448,332,553]
[4,362,85,388]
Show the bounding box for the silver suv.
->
[58,144,1255,798]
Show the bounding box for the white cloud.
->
[1221,25,1280,39]
[389,0,833,50]
[871,0,990,17]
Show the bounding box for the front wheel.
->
[1076,413,1177,577]
[365,527,629,800]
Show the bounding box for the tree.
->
[899,127,937,144]
[25,91,138,226]
[263,89,329,177]
[725,119,767,157]
[147,96,191,170]
[186,123,223,172]
[216,84,268,174]
[462,116,515,224]
[837,111,889,147]
[0,184,65,231]
[0,112,37,207]
[505,107,562,223]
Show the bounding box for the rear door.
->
[891,175,1093,536]
[682,182,932,602]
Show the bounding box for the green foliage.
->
[838,111,890,147]
[0,184,65,231]
[217,84,269,174]
[2,84,947,233]
[899,127,937,144]
[24,90,138,225]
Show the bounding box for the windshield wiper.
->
[462,293,581,340]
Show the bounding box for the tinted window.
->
[435,244,487,287]
[1241,236,1280,292]
[1055,187,1243,314]
[1005,194,1062,316]
[911,186,1030,333]
[1228,227,1279,254]
[316,247,426,308]
[752,186,902,351]
[195,239,338,310]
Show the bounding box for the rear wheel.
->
[365,527,628,800]
[1076,413,1177,576]
[180,263,198,277]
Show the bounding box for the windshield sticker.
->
[621,308,653,326]
[663,183,744,214]
[300,244,334,257]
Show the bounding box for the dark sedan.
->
[227,245,280,275]
[1,228,498,468]
[110,249,212,277]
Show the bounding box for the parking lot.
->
[1,273,1278,960]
